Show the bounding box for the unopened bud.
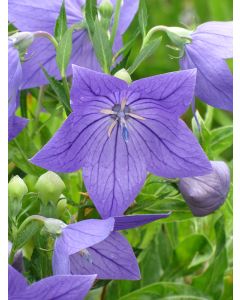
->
[114,68,132,84]
[178,161,230,216]
[35,171,65,205]
[9,32,34,53]
[8,176,28,217]
[99,0,113,19]
[56,196,68,218]
[44,218,66,235]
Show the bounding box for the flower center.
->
[100,98,145,142]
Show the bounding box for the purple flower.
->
[178,161,230,216]
[31,66,212,218]
[8,40,28,141]
[8,0,139,89]
[180,21,233,111]
[8,264,96,300]
[52,214,170,279]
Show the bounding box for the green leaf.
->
[128,38,162,74]
[8,131,44,176]
[42,67,71,115]
[193,216,228,299]
[92,19,112,73]
[138,0,148,37]
[85,0,97,37]
[210,125,233,156]
[118,282,210,300]
[12,219,43,251]
[56,27,73,76]
[54,0,68,42]
[162,234,213,280]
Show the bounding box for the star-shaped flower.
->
[52,214,170,279]
[8,0,139,89]
[180,21,233,111]
[31,66,212,218]
[8,264,96,300]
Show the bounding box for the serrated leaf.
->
[85,0,97,37]
[138,0,148,37]
[56,27,73,76]
[92,19,112,73]
[54,0,68,42]
[128,38,162,74]
[42,67,71,115]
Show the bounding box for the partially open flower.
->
[178,161,230,216]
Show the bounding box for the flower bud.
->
[8,176,28,217]
[114,68,132,84]
[99,0,113,19]
[56,196,68,218]
[9,32,34,53]
[35,171,65,205]
[43,218,66,235]
[178,161,230,216]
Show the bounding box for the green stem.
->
[35,86,45,121]
[142,25,168,49]
[109,0,122,47]
[34,31,58,49]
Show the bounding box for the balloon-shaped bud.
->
[8,176,28,217]
[178,161,230,216]
[56,196,68,218]
[114,68,132,84]
[99,0,113,19]
[43,218,66,235]
[35,171,65,205]
[9,32,34,54]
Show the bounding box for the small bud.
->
[99,0,113,19]
[8,176,28,217]
[114,68,132,84]
[8,175,28,202]
[35,171,65,205]
[44,218,67,235]
[178,161,230,216]
[56,196,68,218]
[9,32,34,53]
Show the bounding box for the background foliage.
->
[8,0,233,299]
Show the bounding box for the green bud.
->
[43,218,66,235]
[35,171,65,205]
[9,176,28,217]
[9,32,34,54]
[56,195,68,218]
[99,0,113,19]
[114,68,132,84]
[164,26,192,47]
[8,175,28,202]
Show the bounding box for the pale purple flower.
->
[8,241,23,273]
[8,0,139,89]
[31,66,212,218]
[180,21,233,111]
[8,264,96,300]
[8,40,28,141]
[178,161,230,216]
[52,214,170,279]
